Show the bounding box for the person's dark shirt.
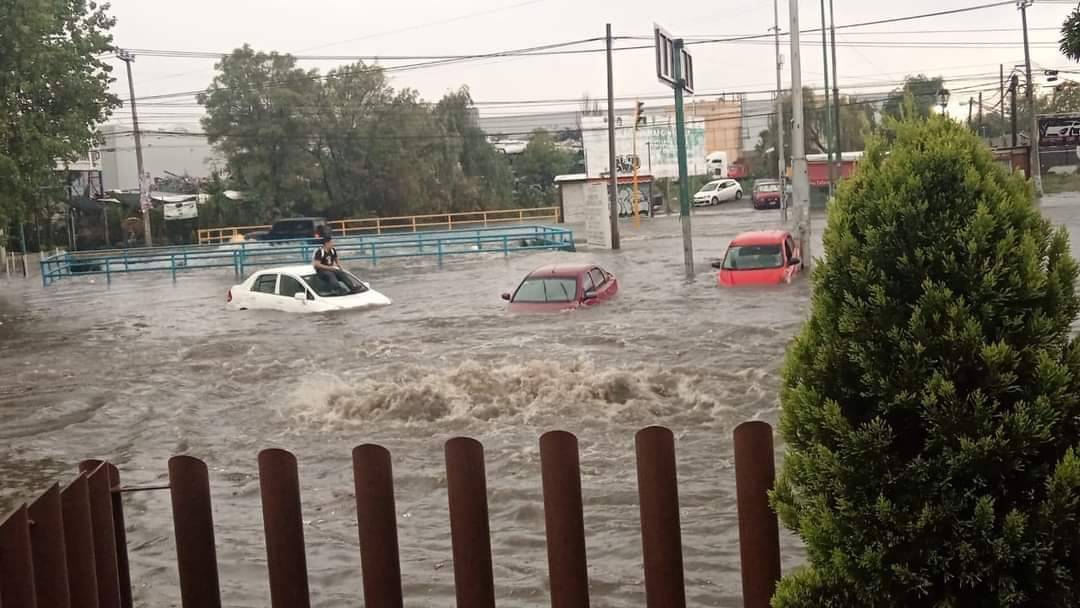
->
[313,247,338,268]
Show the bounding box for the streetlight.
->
[938,88,951,116]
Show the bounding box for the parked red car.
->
[502,264,618,312]
[716,230,801,287]
[752,179,782,210]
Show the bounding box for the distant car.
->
[226,265,391,312]
[752,179,783,210]
[502,264,618,312]
[693,179,742,207]
[716,230,801,287]
[247,217,330,243]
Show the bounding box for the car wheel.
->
[711,197,719,206]
[735,190,743,200]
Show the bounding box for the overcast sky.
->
[103,0,1079,130]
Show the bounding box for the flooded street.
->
[3,195,1079,607]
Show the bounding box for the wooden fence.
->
[0,422,782,608]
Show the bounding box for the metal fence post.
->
[168,455,222,608]
[540,431,590,608]
[171,255,177,282]
[734,422,781,608]
[437,241,444,267]
[502,236,509,257]
[352,445,404,608]
[444,437,496,608]
[257,449,311,608]
[635,426,687,608]
[80,461,132,608]
[105,259,111,286]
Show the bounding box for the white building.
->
[98,124,221,191]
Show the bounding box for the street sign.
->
[654,24,693,93]
[681,49,694,94]
[655,25,675,86]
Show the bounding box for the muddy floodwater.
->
[3,196,1080,606]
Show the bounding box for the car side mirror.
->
[294,292,307,301]
[584,290,598,301]
[501,293,511,301]
[788,257,801,267]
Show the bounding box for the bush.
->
[771,116,1080,607]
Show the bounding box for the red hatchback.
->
[717,230,802,287]
[502,264,619,312]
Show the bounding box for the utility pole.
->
[773,0,788,222]
[673,38,693,277]
[968,97,975,129]
[828,0,841,182]
[118,49,152,248]
[1000,64,1006,123]
[789,0,811,269]
[605,24,620,249]
[819,0,835,196]
[1011,74,1019,147]
[978,91,984,137]
[1019,0,1043,196]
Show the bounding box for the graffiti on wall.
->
[581,115,707,179]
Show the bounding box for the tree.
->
[882,75,947,121]
[0,0,120,229]
[1060,9,1080,62]
[772,115,1080,607]
[433,87,514,211]
[199,45,322,221]
[513,129,574,206]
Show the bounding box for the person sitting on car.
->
[313,235,349,295]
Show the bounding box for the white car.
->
[693,179,743,206]
[226,265,391,313]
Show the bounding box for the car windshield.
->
[722,244,783,270]
[698,183,718,192]
[302,272,368,297]
[512,277,578,303]
[755,183,780,192]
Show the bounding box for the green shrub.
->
[772,116,1080,607]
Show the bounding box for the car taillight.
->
[226,288,232,303]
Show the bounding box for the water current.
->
[3,195,1078,606]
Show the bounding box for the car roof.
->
[252,265,318,276]
[754,179,780,185]
[526,264,598,278]
[729,230,790,246]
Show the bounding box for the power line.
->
[116,2,1032,105]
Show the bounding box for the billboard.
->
[1038,113,1080,148]
[581,115,706,179]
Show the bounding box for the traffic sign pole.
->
[673,39,693,278]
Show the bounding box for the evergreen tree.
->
[772,116,1080,607]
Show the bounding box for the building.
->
[740,98,776,158]
[662,98,743,163]
[98,124,221,191]
[477,110,581,139]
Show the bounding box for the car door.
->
[580,272,597,305]
[250,273,279,308]
[783,235,800,281]
[589,268,613,300]
[278,274,312,312]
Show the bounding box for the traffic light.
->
[634,100,646,125]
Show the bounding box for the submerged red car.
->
[502,264,618,312]
[716,230,802,287]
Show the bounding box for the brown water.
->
[3,195,1078,607]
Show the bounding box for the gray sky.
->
[104,0,1079,130]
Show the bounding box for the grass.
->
[1042,172,1080,195]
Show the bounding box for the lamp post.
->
[938,88,951,117]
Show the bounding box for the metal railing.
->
[197,207,562,245]
[39,225,575,287]
[0,422,782,608]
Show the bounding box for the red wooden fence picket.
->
[0,423,785,608]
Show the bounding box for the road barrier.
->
[0,422,783,608]
[38,225,575,287]
[197,207,563,245]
